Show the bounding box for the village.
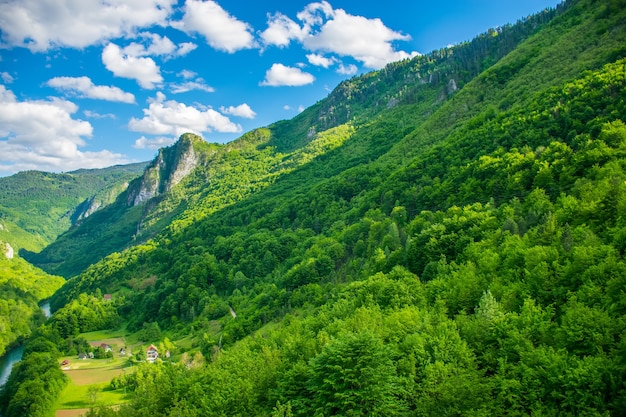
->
[53,327,190,417]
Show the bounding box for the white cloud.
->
[128,92,241,138]
[306,53,336,68]
[102,43,163,89]
[1,72,14,84]
[303,8,418,69]
[173,0,255,53]
[260,1,418,70]
[133,136,176,150]
[260,12,305,48]
[170,70,214,94]
[47,76,135,103]
[178,70,197,80]
[170,81,215,94]
[0,0,176,52]
[220,103,256,119]
[122,32,197,59]
[260,63,315,87]
[297,1,334,27]
[337,63,358,75]
[84,110,116,119]
[0,85,127,174]
[283,105,291,110]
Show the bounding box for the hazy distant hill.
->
[0,163,146,252]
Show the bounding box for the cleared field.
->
[65,367,128,385]
[56,407,90,417]
[55,353,135,414]
[56,381,131,413]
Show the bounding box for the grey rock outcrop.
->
[127,133,202,207]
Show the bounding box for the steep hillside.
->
[0,162,146,252]
[4,0,626,415]
[29,5,560,279]
[0,253,63,356]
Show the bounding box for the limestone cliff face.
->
[3,242,14,259]
[127,133,202,207]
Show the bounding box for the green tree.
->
[308,331,405,416]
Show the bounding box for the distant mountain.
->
[5,0,626,415]
[0,162,147,252]
[0,163,145,356]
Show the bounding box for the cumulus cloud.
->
[173,0,255,53]
[303,7,418,69]
[47,76,135,103]
[0,85,127,175]
[102,43,163,89]
[122,32,197,60]
[260,63,315,87]
[220,103,256,119]
[133,136,176,150]
[0,0,176,52]
[306,53,336,68]
[337,63,358,75]
[261,1,418,70]
[260,12,306,48]
[128,92,241,138]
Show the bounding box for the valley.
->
[1,0,626,415]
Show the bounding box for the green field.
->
[54,332,137,416]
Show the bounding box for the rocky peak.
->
[127,133,202,206]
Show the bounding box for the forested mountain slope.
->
[0,163,146,252]
[0,255,63,356]
[27,4,559,279]
[0,164,143,356]
[3,0,626,415]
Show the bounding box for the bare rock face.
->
[127,133,201,207]
[4,242,14,259]
[447,78,458,94]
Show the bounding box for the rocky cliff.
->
[127,133,202,206]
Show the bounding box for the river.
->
[0,301,51,388]
[0,345,24,387]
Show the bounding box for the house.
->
[78,352,87,360]
[119,348,126,355]
[100,343,112,352]
[146,344,159,362]
[88,352,94,359]
[61,359,70,366]
[103,294,112,301]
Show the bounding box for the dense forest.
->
[0,163,146,252]
[2,0,626,415]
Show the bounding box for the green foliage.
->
[7,0,626,415]
[0,347,67,417]
[0,163,146,252]
[308,331,404,416]
[0,255,63,356]
[49,293,120,338]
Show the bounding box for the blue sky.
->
[0,0,560,177]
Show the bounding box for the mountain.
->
[0,163,147,253]
[4,0,626,415]
[27,6,560,279]
[0,164,145,357]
